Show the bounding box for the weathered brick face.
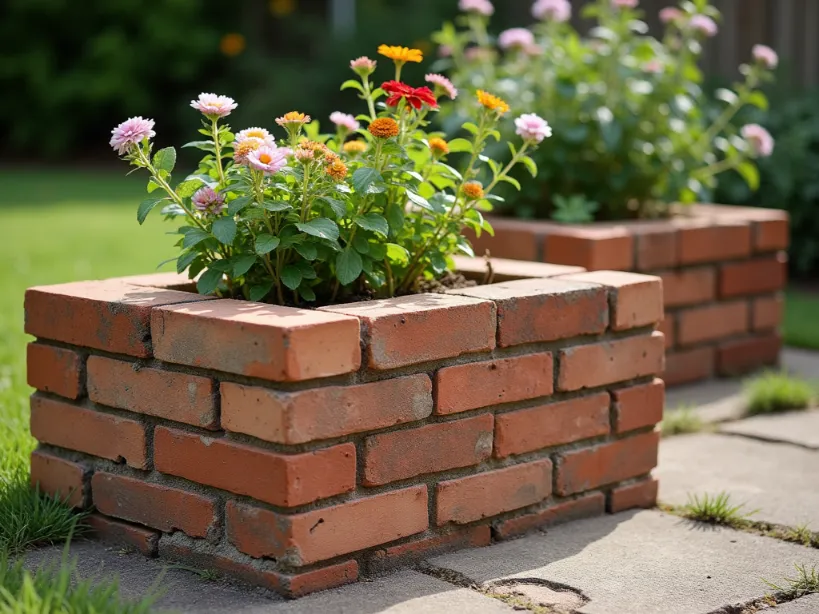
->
[468,204,789,386]
[26,257,664,598]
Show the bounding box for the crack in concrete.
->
[716,428,819,452]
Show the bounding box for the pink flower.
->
[330,112,360,132]
[425,73,459,99]
[612,0,638,7]
[192,187,226,215]
[515,113,552,144]
[247,145,290,174]
[525,44,544,56]
[459,0,494,16]
[350,56,377,76]
[741,124,774,158]
[109,117,156,155]
[438,45,453,58]
[190,93,238,118]
[752,44,779,70]
[644,59,663,73]
[532,0,571,22]
[659,7,683,23]
[236,127,275,147]
[498,28,535,51]
[690,15,718,37]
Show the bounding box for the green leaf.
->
[176,250,199,274]
[249,282,273,302]
[405,190,434,211]
[352,167,383,194]
[175,179,203,198]
[386,243,409,264]
[462,122,479,136]
[382,140,408,158]
[353,233,370,254]
[500,175,522,190]
[197,268,222,295]
[369,242,387,260]
[520,156,538,178]
[294,242,318,260]
[259,200,292,212]
[153,147,176,174]
[354,213,389,237]
[255,234,280,255]
[341,79,366,93]
[227,196,253,215]
[212,218,237,245]
[736,161,760,191]
[233,255,257,277]
[182,228,211,248]
[300,285,317,302]
[447,138,473,153]
[747,91,769,110]
[296,218,340,241]
[295,260,317,280]
[281,265,303,290]
[336,248,363,285]
[147,179,161,194]
[137,196,168,224]
[385,202,405,233]
[430,252,447,275]
[318,197,348,218]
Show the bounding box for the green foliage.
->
[743,372,815,416]
[551,195,600,223]
[434,0,777,221]
[660,407,704,438]
[682,491,756,527]
[764,564,819,599]
[118,50,541,305]
[784,290,819,350]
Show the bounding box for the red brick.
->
[366,527,491,574]
[24,281,213,358]
[677,302,749,346]
[633,223,679,271]
[322,294,495,370]
[544,227,634,271]
[753,295,784,331]
[436,353,554,415]
[87,356,217,429]
[158,539,358,598]
[27,343,83,399]
[754,218,789,252]
[464,218,541,262]
[556,431,659,496]
[612,379,665,433]
[659,268,716,308]
[694,204,789,254]
[677,221,752,264]
[719,254,787,298]
[452,255,584,283]
[449,278,608,347]
[92,472,217,538]
[657,317,675,349]
[558,271,663,331]
[85,514,159,557]
[494,393,610,458]
[221,375,432,445]
[663,347,715,386]
[493,492,606,539]
[609,478,658,513]
[363,414,494,486]
[153,427,354,507]
[717,334,781,376]
[436,460,553,525]
[110,271,197,292]
[226,487,428,566]
[152,299,361,382]
[557,333,665,392]
[30,450,86,508]
[30,396,147,469]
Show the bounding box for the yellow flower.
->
[428,137,449,156]
[233,138,263,165]
[276,111,311,126]
[343,140,367,155]
[368,117,400,139]
[326,159,348,182]
[378,45,424,64]
[462,181,485,200]
[476,90,510,115]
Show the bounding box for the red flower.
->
[382,81,438,110]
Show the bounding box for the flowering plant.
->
[111,46,547,304]
[433,0,777,221]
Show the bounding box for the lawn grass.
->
[0,167,175,553]
[784,289,819,351]
[743,371,815,416]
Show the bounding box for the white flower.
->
[532,0,571,22]
[191,93,238,118]
[515,113,552,144]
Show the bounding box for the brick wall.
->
[26,259,665,598]
[469,204,789,386]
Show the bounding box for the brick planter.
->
[26,258,664,598]
[469,204,789,385]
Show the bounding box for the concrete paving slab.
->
[783,347,819,379]
[719,409,819,449]
[427,510,819,614]
[23,542,514,613]
[658,433,819,528]
[773,594,819,613]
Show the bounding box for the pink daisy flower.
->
[425,74,458,100]
[109,117,156,155]
[330,112,360,132]
[247,145,290,174]
[235,127,275,147]
[350,56,377,76]
[459,0,494,16]
[659,7,683,23]
[190,93,238,119]
[515,113,552,144]
[532,0,571,22]
[752,44,779,70]
[690,15,718,37]
[644,59,663,74]
[613,0,638,7]
[741,124,774,158]
[498,28,535,51]
[192,186,226,215]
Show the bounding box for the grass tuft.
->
[744,372,815,416]
[660,407,704,437]
[783,524,819,548]
[682,492,756,527]
[765,563,819,599]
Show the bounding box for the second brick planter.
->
[26,257,665,598]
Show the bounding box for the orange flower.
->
[378,45,424,64]
[219,33,246,57]
[343,140,367,155]
[276,111,311,127]
[326,159,348,181]
[476,90,510,115]
[462,181,485,200]
[368,117,400,139]
[429,137,449,156]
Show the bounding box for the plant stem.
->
[361,77,378,121]
[211,119,226,186]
